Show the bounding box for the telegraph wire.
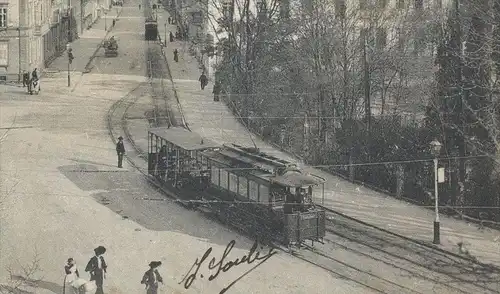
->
[0,154,492,173]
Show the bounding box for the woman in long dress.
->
[64,258,80,294]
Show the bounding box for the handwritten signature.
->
[179,240,278,293]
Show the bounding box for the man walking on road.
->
[141,261,163,294]
[85,246,107,294]
[199,72,208,90]
[116,136,125,168]
[173,49,179,62]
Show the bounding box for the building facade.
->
[0,0,107,81]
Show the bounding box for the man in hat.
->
[116,136,125,168]
[85,246,107,294]
[141,261,163,294]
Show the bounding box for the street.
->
[1,0,499,293]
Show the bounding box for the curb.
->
[83,7,124,74]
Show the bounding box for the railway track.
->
[284,211,500,294]
[106,5,500,293]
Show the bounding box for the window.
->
[220,170,229,190]
[259,185,269,204]
[376,28,387,50]
[229,173,238,193]
[238,177,248,197]
[249,181,259,201]
[397,0,404,9]
[211,167,219,186]
[0,42,8,66]
[0,7,7,28]
[415,0,423,9]
[435,0,442,8]
[378,0,387,8]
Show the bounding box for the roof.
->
[148,127,220,151]
[270,171,325,188]
[203,149,325,188]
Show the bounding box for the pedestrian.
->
[175,31,180,39]
[139,4,141,9]
[116,136,125,168]
[167,17,171,24]
[22,71,29,87]
[112,19,116,27]
[199,72,208,90]
[213,81,221,102]
[85,246,107,294]
[31,68,38,81]
[64,258,80,294]
[173,49,179,63]
[169,31,174,43]
[141,261,163,294]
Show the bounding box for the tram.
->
[145,18,158,41]
[147,127,327,247]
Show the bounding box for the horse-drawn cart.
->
[103,37,118,57]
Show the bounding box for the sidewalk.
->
[46,7,123,73]
[157,12,500,267]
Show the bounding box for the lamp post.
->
[430,139,442,245]
[104,10,108,31]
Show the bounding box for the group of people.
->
[64,246,164,294]
[22,68,40,93]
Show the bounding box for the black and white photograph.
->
[1,0,500,293]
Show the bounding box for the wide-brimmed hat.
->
[149,261,162,268]
[94,246,106,255]
[67,258,74,263]
[118,136,123,140]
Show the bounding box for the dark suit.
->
[116,141,125,168]
[85,256,107,294]
[141,269,163,294]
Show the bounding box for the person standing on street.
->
[213,81,221,102]
[85,246,107,294]
[169,31,174,42]
[139,4,141,9]
[116,136,125,168]
[22,71,30,87]
[141,261,163,294]
[199,72,208,90]
[64,258,80,294]
[173,49,179,63]
[31,68,38,81]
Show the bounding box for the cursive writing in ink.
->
[179,239,277,291]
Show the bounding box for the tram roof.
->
[271,171,325,187]
[148,127,220,151]
[203,150,325,187]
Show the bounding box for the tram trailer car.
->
[145,18,158,41]
[147,127,327,247]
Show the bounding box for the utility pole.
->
[363,34,371,132]
[17,27,21,83]
[67,0,72,87]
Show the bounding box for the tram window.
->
[211,167,219,186]
[249,181,258,201]
[238,177,248,198]
[259,185,269,204]
[229,173,238,193]
[220,169,229,190]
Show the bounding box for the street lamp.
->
[430,139,442,245]
[104,10,108,31]
[66,43,72,87]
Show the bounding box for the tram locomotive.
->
[145,17,158,41]
[147,127,327,247]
